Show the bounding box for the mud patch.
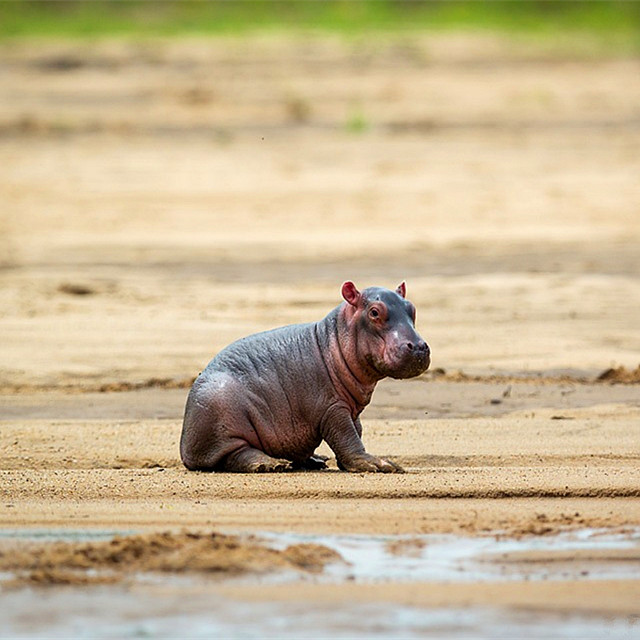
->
[0,531,342,587]
[385,537,427,557]
[596,365,640,384]
[57,282,96,296]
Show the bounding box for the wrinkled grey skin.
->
[180,281,430,473]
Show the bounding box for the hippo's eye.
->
[369,308,380,320]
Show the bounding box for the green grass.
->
[345,107,371,134]
[0,1,639,47]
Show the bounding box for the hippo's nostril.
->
[405,340,430,356]
[415,341,429,355]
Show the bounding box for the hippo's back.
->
[187,318,336,455]
[205,320,320,381]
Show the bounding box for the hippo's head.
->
[341,281,430,380]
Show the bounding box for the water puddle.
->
[259,527,640,583]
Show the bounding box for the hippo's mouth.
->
[389,353,430,379]
[381,348,430,380]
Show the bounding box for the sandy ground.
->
[1,33,639,626]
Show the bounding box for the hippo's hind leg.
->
[182,371,298,473]
[181,372,253,471]
[222,447,293,473]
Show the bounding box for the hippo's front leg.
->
[320,405,404,473]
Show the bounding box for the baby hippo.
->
[180,281,430,473]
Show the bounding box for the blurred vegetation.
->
[0,1,638,48]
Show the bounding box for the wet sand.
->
[1,33,639,631]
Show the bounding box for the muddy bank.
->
[1,527,639,638]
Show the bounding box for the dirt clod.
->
[596,365,640,384]
[0,531,342,586]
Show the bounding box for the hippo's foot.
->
[337,453,405,474]
[222,447,293,473]
[292,454,329,471]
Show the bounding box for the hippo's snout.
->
[408,339,431,371]
[388,337,430,379]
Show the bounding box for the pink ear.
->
[341,281,361,306]
[396,281,406,298]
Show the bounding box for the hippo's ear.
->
[341,281,361,306]
[396,281,407,299]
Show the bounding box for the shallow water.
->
[2,587,639,640]
[261,527,640,583]
[1,527,639,639]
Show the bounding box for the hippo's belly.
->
[232,379,324,461]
